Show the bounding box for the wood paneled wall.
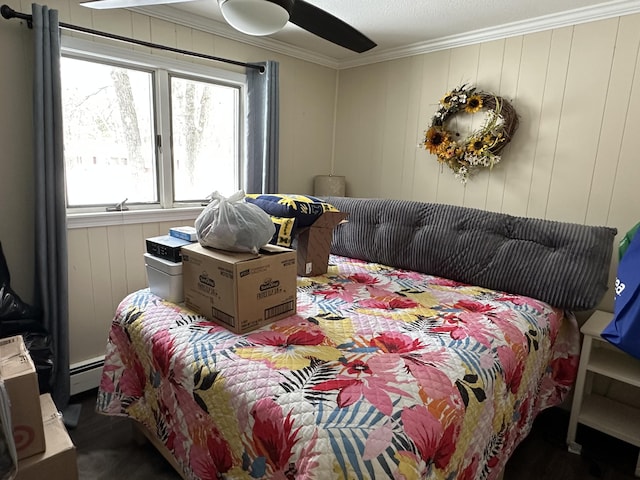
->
[333,15,640,315]
[67,220,196,364]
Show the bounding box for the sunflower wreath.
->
[421,84,519,184]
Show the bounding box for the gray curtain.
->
[32,3,69,409]
[244,61,279,194]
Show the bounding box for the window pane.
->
[61,57,157,207]
[171,76,239,201]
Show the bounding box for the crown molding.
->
[132,0,640,71]
[339,0,640,69]
[130,5,340,69]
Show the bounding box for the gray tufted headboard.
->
[322,196,617,311]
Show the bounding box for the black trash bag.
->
[0,242,40,320]
[0,242,53,393]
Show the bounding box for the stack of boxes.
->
[145,210,346,335]
[0,335,77,480]
[144,226,198,304]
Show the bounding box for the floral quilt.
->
[97,255,579,480]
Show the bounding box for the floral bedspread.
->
[97,255,579,480]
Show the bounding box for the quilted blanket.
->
[97,255,579,480]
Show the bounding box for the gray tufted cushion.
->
[322,196,617,311]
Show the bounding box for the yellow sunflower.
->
[467,137,487,154]
[424,126,450,154]
[464,94,483,113]
[440,92,454,108]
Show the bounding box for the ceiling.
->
[130,0,640,68]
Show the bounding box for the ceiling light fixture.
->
[217,0,293,36]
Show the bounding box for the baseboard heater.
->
[70,356,105,396]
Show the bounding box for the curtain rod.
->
[0,4,265,73]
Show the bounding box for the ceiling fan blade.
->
[288,0,375,53]
[81,0,192,10]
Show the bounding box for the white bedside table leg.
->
[567,335,593,451]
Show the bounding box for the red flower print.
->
[430,277,461,287]
[346,359,372,375]
[236,329,341,370]
[312,360,410,416]
[117,360,145,398]
[432,313,496,347]
[459,456,479,480]
[454,299,494,313]
[251,398,301,472]
[431,319,468,341]
[433,422,460,469]
[349,273,380,285]
[497,346,524,394]
[151,329,176,378]
[189,433,233,480]
[313,282,360,302]
[401,405,442,461]
[517,397,531,430]
[549,355,578,386]
[248,330,324,347]
[359,296,419,310]
[369,332,423,354]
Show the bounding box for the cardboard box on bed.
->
[0,335,45,460]
[181,243,297,334]
[15,393,78,480]
[295,211,349,277]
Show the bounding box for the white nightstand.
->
[566,310,640,476]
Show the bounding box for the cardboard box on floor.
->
[182,243,297,334]
[295,211,348,276]
[15,393,78,480]
[0,335,45,460]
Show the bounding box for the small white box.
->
[144,253,183,303]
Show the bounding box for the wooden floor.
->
[67,388,639,480]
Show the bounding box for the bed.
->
[96,197,616,480]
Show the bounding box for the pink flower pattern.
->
[96,254,579,480]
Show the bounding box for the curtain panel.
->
[32,3,70,409]
[245,60,279,194]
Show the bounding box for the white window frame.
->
[61,35,246,228]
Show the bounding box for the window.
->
[60,37,245,213]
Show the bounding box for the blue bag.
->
[601,227,640,359]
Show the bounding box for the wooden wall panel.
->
[546,19,619,223]
[334,63,386,198]
[87,227,114,346]
[380,57,415,199]
[68,218,199,364]
[412,49,450,204]
[67,229,98,363]
[461,39,506,211]
[485,36,522,213]
[397,56,426,200]
[501,32,548,218]
[586,15,640,227]
[526,27,573,219]
[106,226,128,314]
[436,44,481,207]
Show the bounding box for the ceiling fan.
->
[80,0,377,53]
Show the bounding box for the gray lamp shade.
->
[314,175,346,197]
